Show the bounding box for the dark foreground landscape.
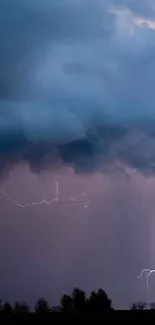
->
[1,287,155,322]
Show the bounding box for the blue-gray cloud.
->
[111,0,155,19]
[0,0,114,100]
[1,0,155,176]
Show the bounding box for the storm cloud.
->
[1,0,155,176]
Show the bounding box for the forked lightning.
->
[0,180,90,209]
[137,269,155,289]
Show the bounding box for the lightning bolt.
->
[137,269,155,289]
[0,181,59,208]
[0,180,90,209]
[68,191,90,208]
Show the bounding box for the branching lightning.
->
[137,269,155,289]
[0,180,90,209]
[68,191,90,208]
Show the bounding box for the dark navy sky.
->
[1,0,155,309]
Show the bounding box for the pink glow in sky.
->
[1,164,155,308]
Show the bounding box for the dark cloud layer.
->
[1,0,155,176]
[0,0,114,100]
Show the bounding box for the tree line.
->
[0,287,155,315]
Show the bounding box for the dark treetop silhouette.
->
[0,287,113,315]
[1,287,155,315]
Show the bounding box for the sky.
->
[1,0,155,309]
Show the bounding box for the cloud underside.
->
[1,0,155,176]
[1,122,155,176]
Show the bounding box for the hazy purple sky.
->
[1,165,155,309]
[1,0,155,309]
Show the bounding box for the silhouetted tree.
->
[72,288,86,313]
[87,289,112,312]
[61,294,73,312]
[97,289,112,311]
[0,287,114,316]
[13,302,30,314]
[1,302,13,315]
[149,302,155,310]
[130,301,147,310]
[35,298,51,313]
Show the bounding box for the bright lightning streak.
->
[0,181,59,208]
[137,269,155,289]
[0,181,90,209]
